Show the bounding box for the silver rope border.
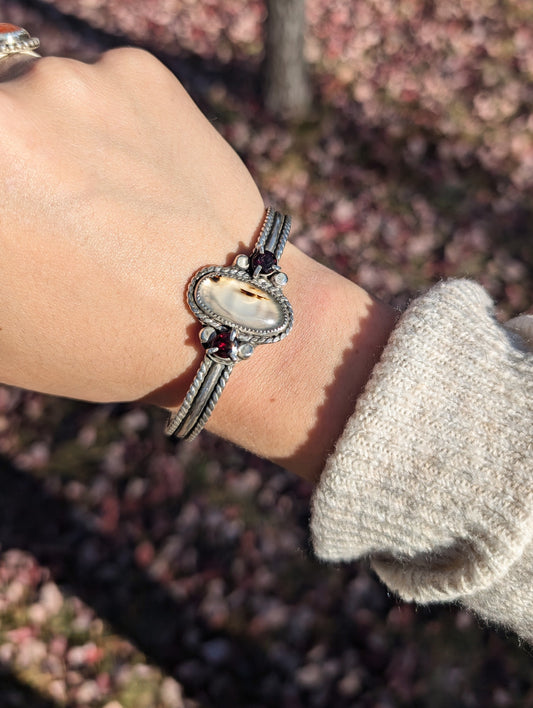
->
[188,265,293,344]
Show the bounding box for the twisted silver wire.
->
[275,214,292,261]
[165,358,213,436]
[186,364,233,440]
[255,207,275,252]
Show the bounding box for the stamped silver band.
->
[166,207,292,440]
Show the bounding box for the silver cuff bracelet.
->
[166,207,293,440]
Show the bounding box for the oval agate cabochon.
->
[195,274,285,333]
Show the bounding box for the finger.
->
[0,52,40,82]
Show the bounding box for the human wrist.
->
[152,224,397,483]
[208,245,397,481]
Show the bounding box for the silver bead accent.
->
[272,271,288,288]
[234,254,250,270]
[238,342,254,359]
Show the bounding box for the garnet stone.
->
[204,329,235,359]
[250,250,277,275]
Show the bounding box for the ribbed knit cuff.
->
[311,280,533,605]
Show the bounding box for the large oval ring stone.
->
[0,24,22,34]
[196,275,284,332]
[0,24,27,42]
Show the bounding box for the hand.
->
[0,48,264,402]
[0,48,397,480]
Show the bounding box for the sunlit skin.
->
[0,49,397,482]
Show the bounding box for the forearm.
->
[211,247,397,481]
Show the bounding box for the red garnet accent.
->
[204,330,235,359]
[0,24,21,34]
[250,250,277,275]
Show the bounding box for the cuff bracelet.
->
[166,207,293,440]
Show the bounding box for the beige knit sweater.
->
[311,280,533,642]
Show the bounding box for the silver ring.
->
[0,23,40,60]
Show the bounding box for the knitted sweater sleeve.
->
[311,280,533,641]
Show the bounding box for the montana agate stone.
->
[195,274,284,332]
